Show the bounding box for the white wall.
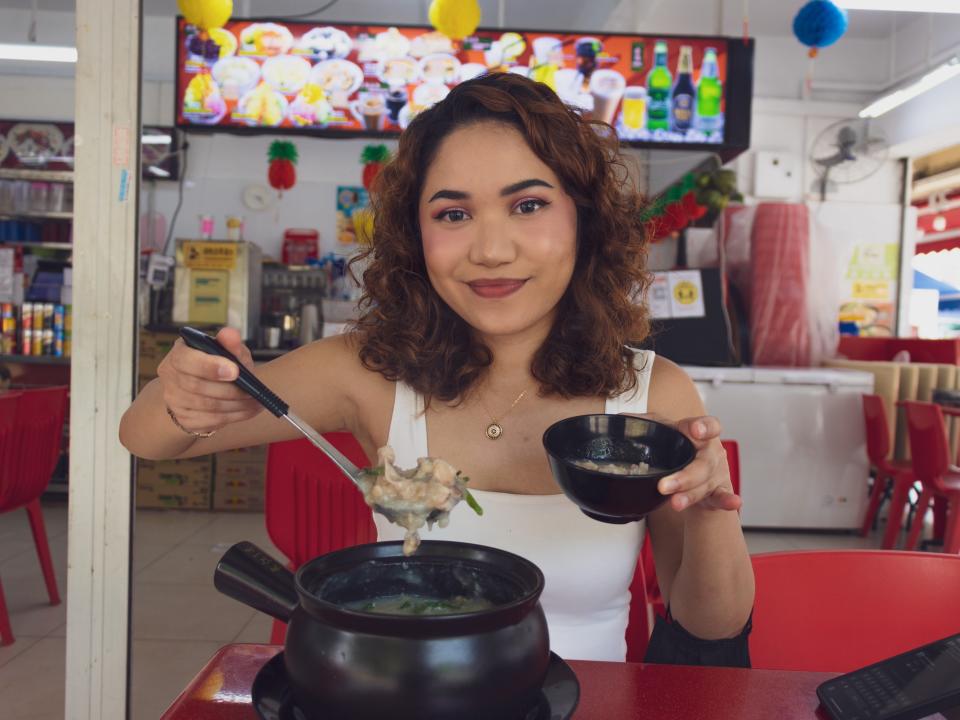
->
[1,5,936,256]
[144,132,393,259]
[736,98,903,205]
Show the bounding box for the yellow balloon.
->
[428,0,481,41]
[178,0,233,33]
[352,208,375,246]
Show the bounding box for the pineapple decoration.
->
[361,144,391,192]
[267,140,298,196]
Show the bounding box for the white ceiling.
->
[2,0,934,40]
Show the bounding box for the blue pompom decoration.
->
[793,0,848,50]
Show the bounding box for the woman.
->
[120,73,754,664]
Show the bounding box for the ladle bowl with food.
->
[179,328,483,555]
[214,540,554,720]
[543,414,696,523]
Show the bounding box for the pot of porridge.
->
[214,539,549,719]
[543,414,696,523]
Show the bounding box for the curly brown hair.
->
[350,72,651,405]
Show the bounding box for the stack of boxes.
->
[135,329,267,512]
[214,445,267,511]
[136,456,214,510]
[136,329,213,510]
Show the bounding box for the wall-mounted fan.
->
[810,118,889,200]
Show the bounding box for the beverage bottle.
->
[671,45,695,132]
[645,41,672,131]
[696,47,723,133]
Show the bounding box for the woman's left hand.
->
[656,415,742,513]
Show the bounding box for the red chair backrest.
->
[862,394,891,467]
[902,402,951,493]
[625,439,741,661]
[720,439,741,495]
[0,386,67,513]
[265,433,377,569]
[751,550,960,672]
[0,392,22,501]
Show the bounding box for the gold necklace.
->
[479,388,528,440]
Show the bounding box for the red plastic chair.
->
[860,394,915,547]
[625,439,741,662]
[0,386,67,646]
[265,434,376,643]
[901,401,960,554]
[0,392,22,646]
[751,550,960,672]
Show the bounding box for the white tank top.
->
[377,350,655,661]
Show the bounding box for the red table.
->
[161,644,837,720]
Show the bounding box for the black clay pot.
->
[543,414,696,523]
[214,540,550,720]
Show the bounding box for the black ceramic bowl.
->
[543,414,697,523]
[214,540,550,720]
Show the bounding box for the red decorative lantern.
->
[268,140,298,194]
[361,144,391,192]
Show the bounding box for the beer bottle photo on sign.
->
[671,45,695,132]
[645,40,672,131]
[696,46,723,134]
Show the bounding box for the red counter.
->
[161,644,836,720]
[838,337,960,365]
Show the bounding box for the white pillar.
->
[66,0,140,717]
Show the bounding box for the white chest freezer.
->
[684,366,875,530]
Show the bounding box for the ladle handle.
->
[214,541,298,622]
[179,327,288,418]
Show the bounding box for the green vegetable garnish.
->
[464,488,484,516]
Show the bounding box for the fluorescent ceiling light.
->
[0,43,77,63]
[141,134,173,145]
[146,166,171,178]
[836,0,960,11]
[860,57,960,118]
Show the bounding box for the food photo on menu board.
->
[177,19,732,146]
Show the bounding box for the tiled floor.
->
[0,500,919,719]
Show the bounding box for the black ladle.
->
[179,326,437,524]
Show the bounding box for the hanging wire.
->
[271,0,341,21]
[28,0,38,43]
[742,0,750,44]
[162,134,189,257]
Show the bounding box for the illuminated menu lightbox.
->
[176,19,753,153]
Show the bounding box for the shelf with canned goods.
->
[0,353,70,365]
[0,240,72,251]
[0,168,74,183]
[0,211,73,221]
[0,302,72,359]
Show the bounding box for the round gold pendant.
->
[485,422,503,440]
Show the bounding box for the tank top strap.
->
[604,348,656,416]
[387,381,429,469]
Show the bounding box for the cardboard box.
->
[136,456,213,510]
[216,462,265,483]
[216,445,268,466]
[213,447,265,511]
[213,492,264,512]
[138,330,178,379]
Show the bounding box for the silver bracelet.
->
[165,405,217,439]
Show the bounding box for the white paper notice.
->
[667,270,706,318]
[648,273,671,319]
[0,248,14,303]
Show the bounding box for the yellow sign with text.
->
[182,241,238,271]
[852,280,891,301]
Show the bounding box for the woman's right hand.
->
[156,327,263,435]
